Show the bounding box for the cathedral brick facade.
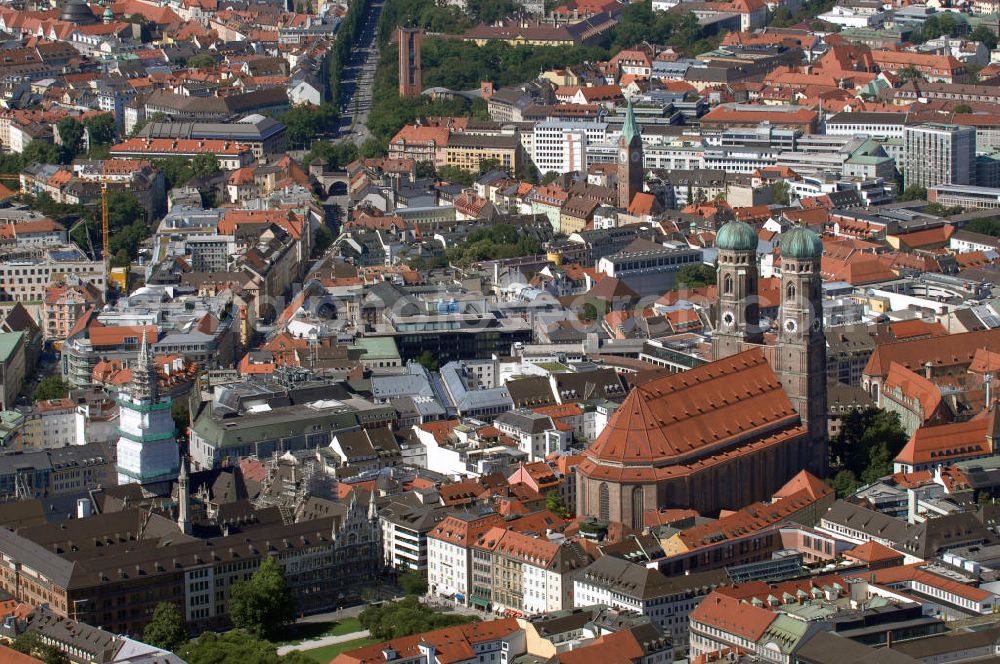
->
[576,223,828,526]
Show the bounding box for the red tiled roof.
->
[845,540,904,564]
[892,224,954,249]
[672,489,822,551]
[701,106,817,125]
[864,329,1000,379]
[553,629,645,664]
[585,348,800,465]
[0,645,44,664]
[772,469,832,502]
[111,137,251,155]
[894,413,993,467]
[690,591,775,641]
[873,564,994,602]
[332,619,520,664]
[969,347,1000,375]
[883,362,942,422]
[88,324,157,348]
[643,507,699,528]
[417,419,459,443]
[429,512,505,546]
[885,319,948,341]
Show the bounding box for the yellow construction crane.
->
[101,181,110,269]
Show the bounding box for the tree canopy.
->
[33,376,70,402]
[898,185,927,201]
[12,632,69,664]
[965,218,1000,237]
[229,556,298,640]
[178,630,314,664]
[278,103,338,149]
[22,140,60,165]
[830,408,909,487]
[153,154,219,189]
[377,0,471,44]
[436,165,477,186]
[305,141,360,170]
[399,569,429,596]
[106,190,148,261]
[186,53,217,69]
[143,602,189,652]
[359,596,477,641]
[57,118,85,163]
[329,0,373,103]
[85,114,117,150]
[612,4,718,54]
[676,263,716,289]
[313,225,334,258]
[417,350,439,371]
[445,224,542,266]
[910,11,963,44]
[545,490,570,518]
[971,25,998,49]
[772,180,791,205]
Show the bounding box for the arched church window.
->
[599,483,610,522]
[631,487,644,530]
[724,274,733,295]
[786,282,796,301]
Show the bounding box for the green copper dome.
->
[782,225,823,259]
[715,219,758,252]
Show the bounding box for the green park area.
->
[296,637,379,664]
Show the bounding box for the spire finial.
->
[131,326,158,402]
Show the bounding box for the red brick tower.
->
[398,27,422,98]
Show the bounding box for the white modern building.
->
[494,409,570,461]
[825,112,907,141]
[532,121,608,174]
[903,123,976,190]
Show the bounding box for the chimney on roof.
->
[924,361,933,380]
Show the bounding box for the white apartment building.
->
[20,398,77,450]
[427,512,505,606]
[703,146,778,174]
[474,526,587,614]
[0,247,105,302]
[379,499,449,572]
[574,556,723,655]
[689,592,784,663]
[494,409,569,462]
[644,140,705,170]
[825,112,908,141]
[532,121,607,174]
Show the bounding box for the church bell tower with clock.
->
[617,99,643,210]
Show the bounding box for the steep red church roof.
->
[584,348,801,466]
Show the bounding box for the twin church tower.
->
[713,219,828,476]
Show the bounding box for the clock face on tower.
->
[784,319,798,334]
[631,150,641,163]
[619,150,628,164]
[722,311,735,328]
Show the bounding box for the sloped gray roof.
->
[0,528,75,589]
[495,409,554,435]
